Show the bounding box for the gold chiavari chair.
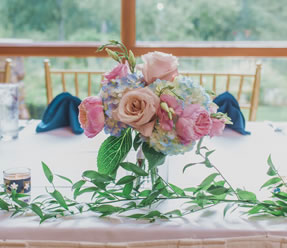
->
[0,58,12,83]
[180,63,262,121]
[44,59,105,104]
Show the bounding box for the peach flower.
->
[78,96,105,138]
[113,87,160,137]
[137,51,179,85]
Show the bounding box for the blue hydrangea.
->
[100,73,144,136]
[145,124,195,155]
[175,76,211,109]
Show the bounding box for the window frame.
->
[0,0,287,57]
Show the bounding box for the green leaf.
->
[126,213,145,219]
[207,185,229,195]
[30,203,43,218]
[133,133,142,151]
[183,163,199,173]
[13,193,29,199]
[120,162,148,176]
[248,205,263,215]
[184,187,197,192]
[237,189,257,201]
[196,138,204,155]
[165,209,182,217]
[138,190,151,197]
[276,200,287,207]
[261,177,281,189]
[91,181,107,191]
[42,161,53,184]
[92,205,122,214]
[142,142,166,170]
[143,210,161,218]
[204,158,213,168]
[140,189,163,206]
[40,214,56,224]
[274,192,287,200]
[98,192,115,200]
[123,182,133,197]
[267,154,276,176]
[205,150,215,158]
[51,190,68,210]
[13,199,29,208]
[55,174,73,184]
[82,171,114,183]
[124,201,137,209]
[0,198,9,211]
[97,128,132,175]
[72,180,86,190]
[169,183,185,196]
[116,176,136,185]
[76,187,98,198]
[199,173,219,188]
[223,203,234,217]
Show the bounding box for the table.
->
[0,121,287,246]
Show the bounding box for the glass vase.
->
[134,146,169,190]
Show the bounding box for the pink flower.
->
[104,62,130,81]
[176,104,212,145]
[209,102,219,114]
[209,118,225,137]
[137,51,179,85]
[113,87,160,137]
[78,96,105,138]
[157,94,182,131]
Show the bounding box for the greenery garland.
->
[1,129,287,223]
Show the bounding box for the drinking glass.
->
[0,83,19,141]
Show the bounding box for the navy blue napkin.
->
[213,92,250,135]
[36,92,83,134]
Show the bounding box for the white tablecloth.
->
[0,121,287,243]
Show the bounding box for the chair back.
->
[180,63,262,121]
[44,59,105,104]
[0,58,12,83]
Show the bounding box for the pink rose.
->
[137,51,179,85]
[104,62,130,81]
[209,118,225,137]
[176,104,212,145]
[113,87,160,137]
[78,96,105,138]
[158,94,182,131]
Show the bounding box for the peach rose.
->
[137,51,179,85]
[78,96,105,138]
[112,87,160,137]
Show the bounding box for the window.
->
[0,0,286,121]
[0,0,120,42]
[136,0,287,42]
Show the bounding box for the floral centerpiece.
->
[78,40,231,181]
[1,41,286,223]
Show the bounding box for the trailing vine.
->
[0,134,286,223]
